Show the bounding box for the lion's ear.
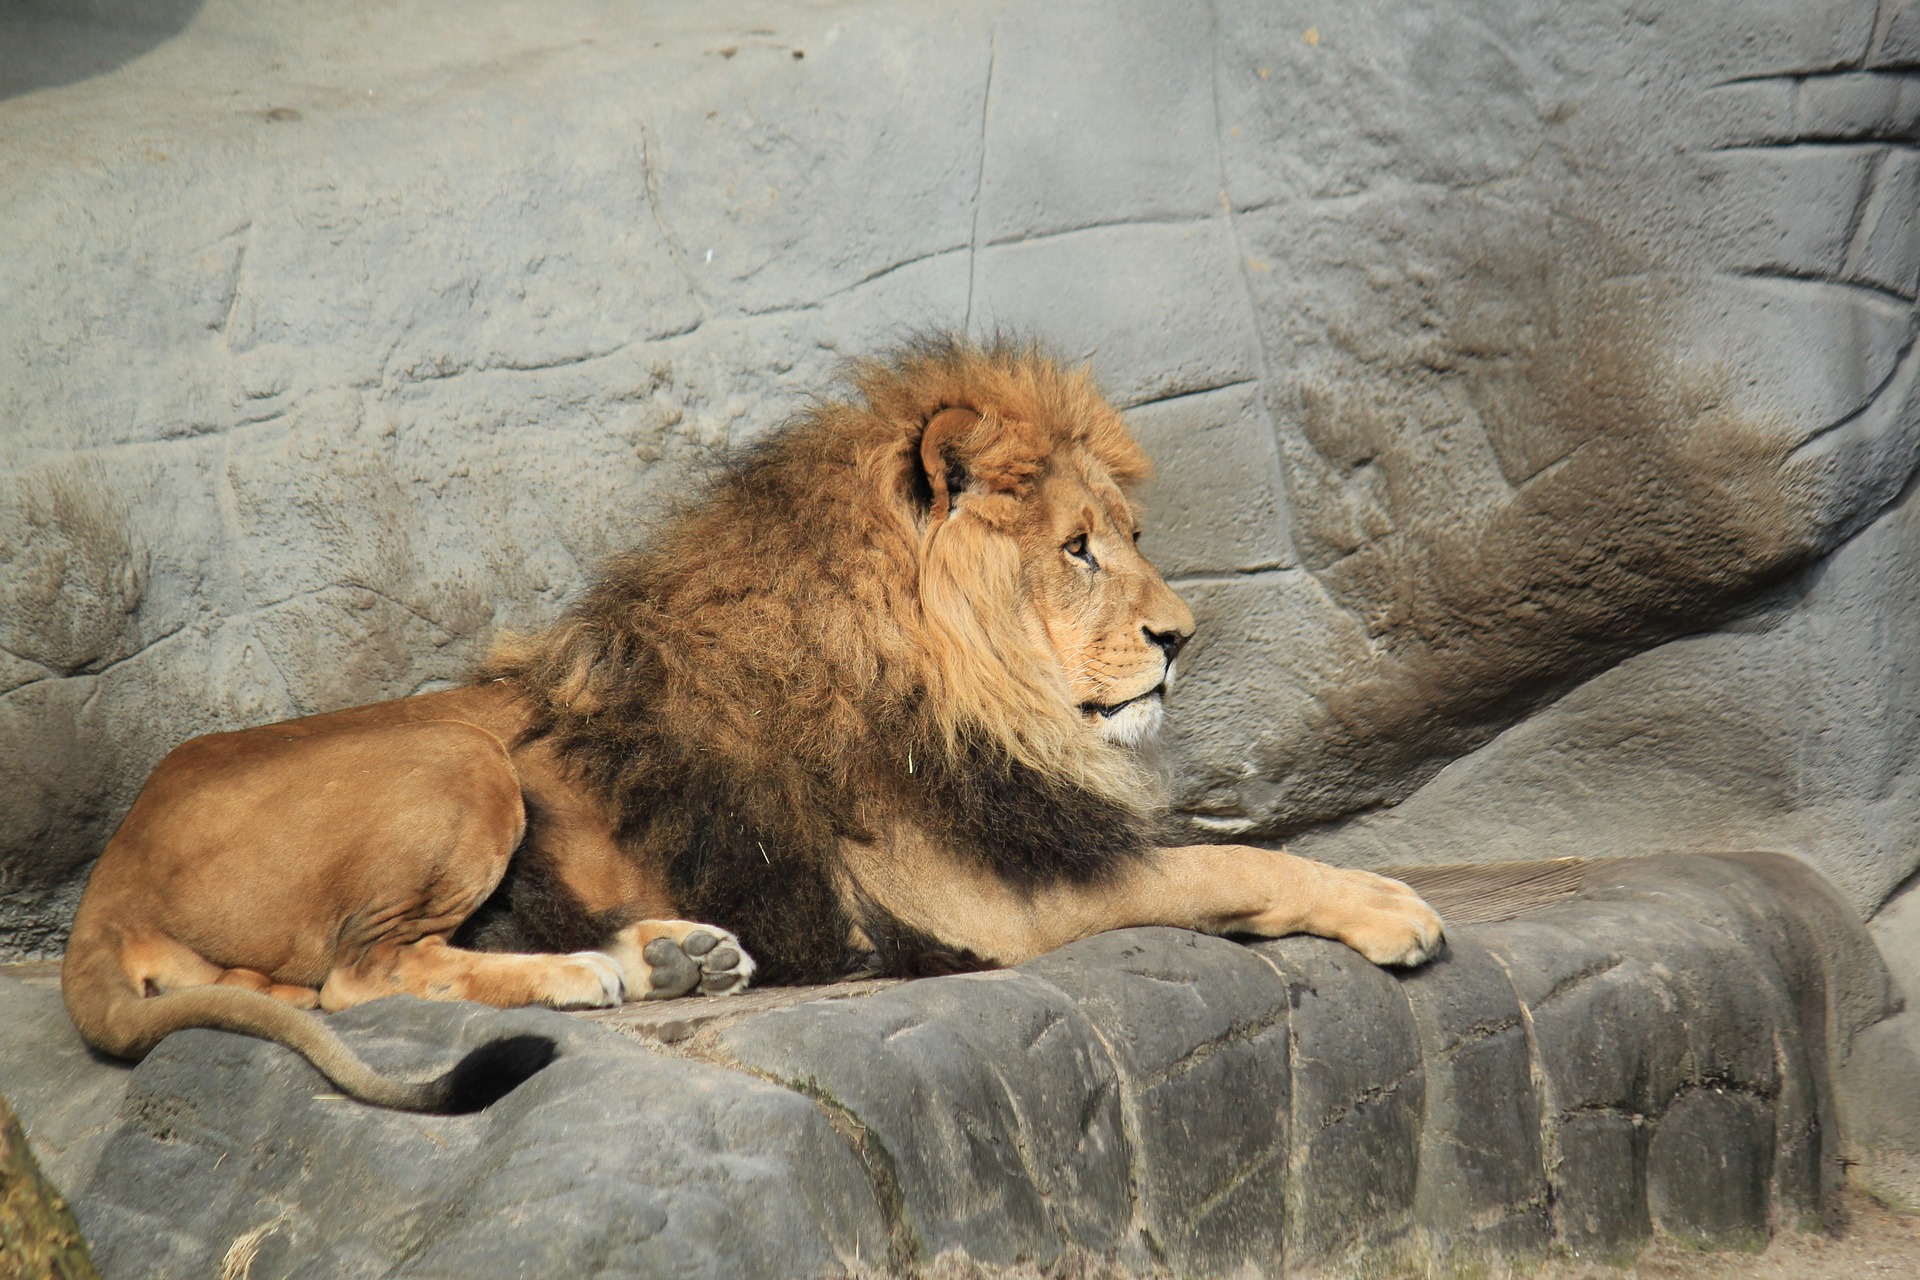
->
[915,407,1046,530]
[918,407,981,528]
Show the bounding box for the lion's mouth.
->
[1080,684,1165,719]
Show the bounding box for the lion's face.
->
[1019,447,1195,748]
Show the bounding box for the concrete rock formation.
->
[2,0,1918,950]
[0,853,1905,1278]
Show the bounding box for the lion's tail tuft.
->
[430,1033,558,1113]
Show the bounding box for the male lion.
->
[63,337,1442,1110]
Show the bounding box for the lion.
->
[61,336,1443,1110]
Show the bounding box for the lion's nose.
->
[1144,625,1190,662]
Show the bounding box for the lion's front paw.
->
[547,950,627,1008]
[606,921,757,1000]
[1324,871,1445,968]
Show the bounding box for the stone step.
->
[1,852,1911,1278]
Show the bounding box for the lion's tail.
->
[60,940,555,1113]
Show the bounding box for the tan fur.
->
[63,337,1442,1109]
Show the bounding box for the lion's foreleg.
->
[1050,844,1444,967]
[316,921,760,1009]
[318,937,625,1011]
[846,838,1439,971]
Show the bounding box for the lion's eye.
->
[1065,533,1097,567]
[1131,528,1142,544]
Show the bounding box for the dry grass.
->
[1523,1188,1920,1280]
[835,1188,1920,1279]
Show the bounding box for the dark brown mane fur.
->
[476,336,1161,981]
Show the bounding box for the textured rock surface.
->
[0,971,133,1202]
[3,0,1919,954]
[1843,871,1920,1206]
[13,997,887,1280]
[0,853,1904,1278]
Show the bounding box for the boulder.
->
[2,854,1905,1278]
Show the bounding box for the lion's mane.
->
[481,337,1165,981]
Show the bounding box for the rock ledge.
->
[0,853,1904,1278]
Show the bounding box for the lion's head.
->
[487,335,1197,977]
[897,391,1194,762]
[1003,423,1195,748]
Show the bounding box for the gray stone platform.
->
[2,852,1910,1278]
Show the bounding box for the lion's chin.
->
[1086,688,1166,748]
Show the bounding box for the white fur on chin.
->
[1095,693,1165,747]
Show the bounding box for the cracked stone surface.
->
[5,992,888,1280]
[4,0,1920,956]
[718,969,1135,1271]
[0,854,1902,1278]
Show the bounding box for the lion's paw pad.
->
[641,928,755,1000]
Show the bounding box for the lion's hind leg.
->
[604,920,756,999]
[116,929,320,1008]
[213,967,322,1009]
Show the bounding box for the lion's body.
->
[63,338,1442,1110]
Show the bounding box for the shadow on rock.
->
[0,1,204,101]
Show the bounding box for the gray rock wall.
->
[2,0,1918,953]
